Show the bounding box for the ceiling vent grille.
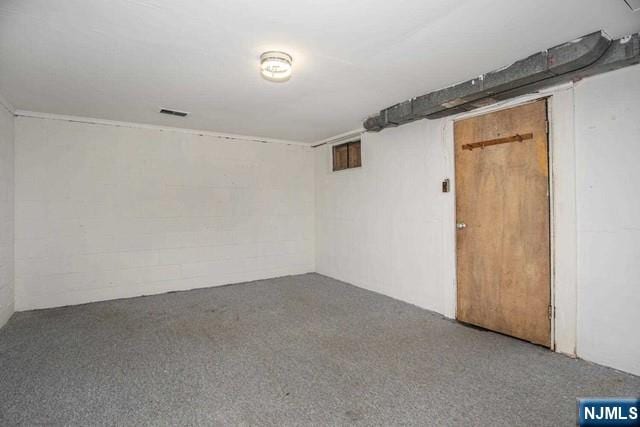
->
[159,108,188,117]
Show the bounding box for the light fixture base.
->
[260,51,293,82]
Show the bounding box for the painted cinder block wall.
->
[315,118,452,316]
[0,104,14,328]
[315,64,640,376]
[13,118,315,310]
[574,65,640,376]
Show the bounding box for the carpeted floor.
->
[0,273,638,426]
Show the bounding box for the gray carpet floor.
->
[0,273,638,426]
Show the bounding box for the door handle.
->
[456,222,467,230]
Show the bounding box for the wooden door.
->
[455,99,551,347]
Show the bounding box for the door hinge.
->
[545,120,549,134]
[548,305,554,319]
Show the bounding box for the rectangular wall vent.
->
[159,108,188,117]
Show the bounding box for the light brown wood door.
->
[455,99,551,347]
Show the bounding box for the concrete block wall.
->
[574,65,640,376]
[14,117,315,310]
[0,104,14,327]
[315,119,452,316]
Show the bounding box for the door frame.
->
[442,84,578,355]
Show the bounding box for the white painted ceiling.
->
[0,0,639,143]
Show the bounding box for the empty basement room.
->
[1,1,640,426]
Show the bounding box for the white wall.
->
[0,104,14,327]
[574,65,640,376]
[14,117,315,310]
[315,65,640,376]
[315,118,454,315]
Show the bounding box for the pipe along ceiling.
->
[364,31,640,132]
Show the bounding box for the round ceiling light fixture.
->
[260,51,293,82]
